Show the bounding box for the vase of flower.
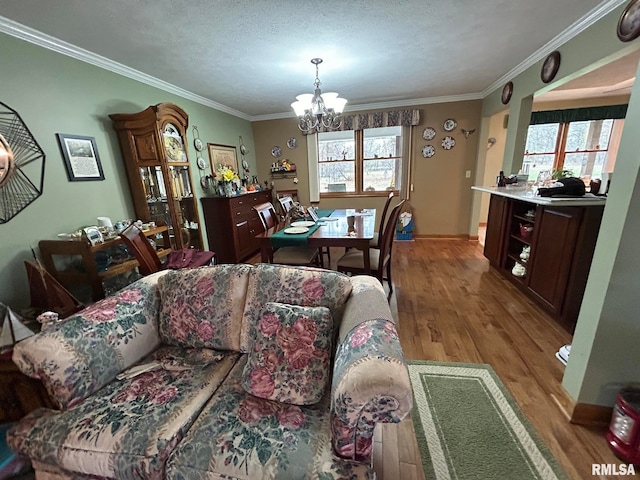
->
[215,163,239,197]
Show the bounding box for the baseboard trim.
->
[413,234,470,240]
[570,402,613,427]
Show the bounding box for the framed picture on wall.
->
[207,143,238,173]
[56,133,105,181]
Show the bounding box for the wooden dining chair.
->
[278,196,330,265]
[120,224,162,275]
[277,196,295,220]
[253,202,320,267]
[370,191,395,249]
[336,200,405,297]
[276,189,299,203]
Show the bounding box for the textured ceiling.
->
[0,0,630,119]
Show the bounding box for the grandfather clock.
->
[110,103,203,250]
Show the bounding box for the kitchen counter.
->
[472,185,606,206]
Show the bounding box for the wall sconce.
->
[487,137,497,149]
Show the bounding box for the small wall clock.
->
[501,81,513,105]
[541,51,561,84]
[421,145,435,158]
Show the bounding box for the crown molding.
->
[250,92,484,122]
[0,16,251,121]
[482,0,628,97]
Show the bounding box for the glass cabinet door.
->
[169,165,202,249]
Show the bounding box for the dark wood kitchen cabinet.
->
[201,190,272,263]
[483,193,604,333]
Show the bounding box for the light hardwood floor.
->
[250,238,622,479]
[372,238,625,480]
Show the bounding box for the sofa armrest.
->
[330,276,412,461]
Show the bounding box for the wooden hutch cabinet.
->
[480,189,605,333]
[109,103,203,250]
[201,190,272,263]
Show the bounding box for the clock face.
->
[164,136,185,162]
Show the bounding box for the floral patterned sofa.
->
[8,263,412,480]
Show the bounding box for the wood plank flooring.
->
[374,239,623,480]
[251,239,624,479]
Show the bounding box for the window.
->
[523,119,617,181]
[318,126,402,196]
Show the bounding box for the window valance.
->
[530,104,627,125]
[311,109,421,134]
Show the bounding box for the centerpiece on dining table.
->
[215,163,240,197]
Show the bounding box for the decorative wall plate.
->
[240,144,248,155]
[421,145,435,158]
[443,119,457,132]
[242,159,250,172]
[287,137,298,149]
[441,136,456,150]
[541,51,561,83]
[501,81,513,105]
[194,138,204,152]
[271,146,282,157]
[196,157,206,170]
[617,0,640,42]
[422,127,436,141]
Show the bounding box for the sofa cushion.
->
[158,264,252,351]
[7,346,240,480]
[240,264,352,353]
[11,271,168,409]
[166,357,374,480]
[242,302,333,405]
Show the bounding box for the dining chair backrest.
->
[378,191,395,237]
[278,196,294,217]
[253,202,279,230]
[120,224,162,276]
[379,200,405,266]
[276,189,299,203]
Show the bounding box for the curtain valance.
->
[530,104,627,125]
[309,109,421,134]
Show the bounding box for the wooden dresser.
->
[201,190,272,263]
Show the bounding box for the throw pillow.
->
[158,264,252,351]
[242,302,333,405]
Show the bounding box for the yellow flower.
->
[223,169,234,182]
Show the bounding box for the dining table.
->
[255,208,376,273]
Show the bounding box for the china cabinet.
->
[109,103,203,250]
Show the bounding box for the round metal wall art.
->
[0,101,46,223]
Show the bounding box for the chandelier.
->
[291,58,347,134]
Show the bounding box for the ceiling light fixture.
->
[291,58,347,134]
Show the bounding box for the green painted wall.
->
[479,4,640,407]
[0,32,256,309]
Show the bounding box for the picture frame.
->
[541,51,561,83]
[56,134,104,181]
[617,0,640,42]
[207,143,238,173]
[501,81,513,105]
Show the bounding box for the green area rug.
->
[408,360,568,480]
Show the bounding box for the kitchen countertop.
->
[472,185,607,206]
